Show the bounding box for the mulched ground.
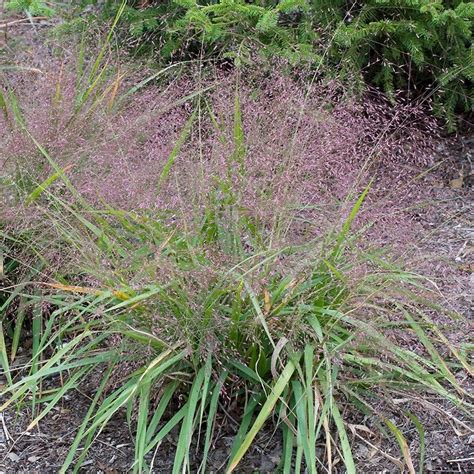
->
[1,14,472,474]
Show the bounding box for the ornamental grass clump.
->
[1,46,471,472]
[1,175,471,472]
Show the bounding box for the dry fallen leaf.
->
[458,263,474,273]
[450,177,464,189]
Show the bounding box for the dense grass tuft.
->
[1,177,471,471]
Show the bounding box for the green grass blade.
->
[24,131,85,205]
[25,165,74,205]
[304,345,317,471]
[1,331,91,410]
[244,280,275,349]
[400,305,466,394]
[292,380,315,473]
[157,110,196,190]
[226,359,260,384]
[227,394,261,465]
[145,381,180,446]
[173,366,205,474]
[27,367,90,431]
[87,349,186,435]
[73,0,126,114]
[10,296,27,363]
[232,82,246,170]
[331,401,355,474]
[135,380,152,473]
[0,89,8,121]
[6,88,25,127]
[199,370,227,474]
[145,405,187,456]
[332,180,372,260]
[294,433,303,474]
[227,357,298,472]
[116,63,184,108]
[61,364,116,473]
[199,353,213,428]
[406,412,425,474]
[30,305,42,415]
[0,323,12,385]
[281,418,295,474]
[0,281,28,313]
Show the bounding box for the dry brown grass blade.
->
[385,419,416,474]
[350,427,404,469]
[0,17,48,28]
[43,283,130,301]
[107,68,125,111]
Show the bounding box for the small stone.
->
[7,452,20,462]
[28,456,39,462]
[269,453,281,464]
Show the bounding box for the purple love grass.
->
[1,55,442,254]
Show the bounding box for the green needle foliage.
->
[327,0,473,130]
[49,0,470,128]
[5,0,55,16]
[115,0,319,64]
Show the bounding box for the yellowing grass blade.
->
[43,282,132,304]
[107,68,125,111]
[406,412,425,474]
[385,419,416,474]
